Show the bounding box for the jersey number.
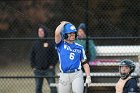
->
[69,53,75,60]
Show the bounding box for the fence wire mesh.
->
[0,0,140,93]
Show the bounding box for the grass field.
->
[0,61,60,93]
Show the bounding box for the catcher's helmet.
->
[119,59,135,79]
[61,23,77,39]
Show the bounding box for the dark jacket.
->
[123,78,139,93]
[30,25,58,70]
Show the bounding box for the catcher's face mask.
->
[119,66,130,79]
[119,59,136,79]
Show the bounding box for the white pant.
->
[58,70,84,93]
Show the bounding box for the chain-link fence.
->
[0,0,140,93]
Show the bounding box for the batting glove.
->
[85,76,91,86]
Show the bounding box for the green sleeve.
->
[88,40,96,61]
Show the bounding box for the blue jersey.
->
[56,40,87,73]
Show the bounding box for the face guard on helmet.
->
[61,23,77,39]
[119,59,135,79]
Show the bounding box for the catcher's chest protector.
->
[116,76,131,93]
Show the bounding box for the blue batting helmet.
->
[61,23,77,39]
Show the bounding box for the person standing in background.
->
[75,23,96,62]
[30,24,58,93]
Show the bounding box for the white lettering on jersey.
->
[64,45,81,53]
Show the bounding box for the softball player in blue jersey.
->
[55,21,91,93]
